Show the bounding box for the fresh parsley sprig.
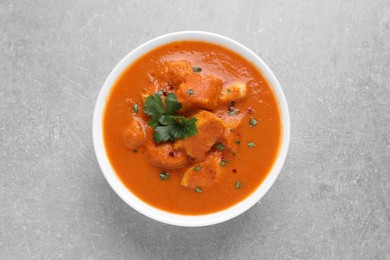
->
[144,92,198,143]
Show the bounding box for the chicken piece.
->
[181,153,222,189]
[222,114,243,154]
[174,111,225,162]
[219,82,247,103]
[145,129,188,169]
[217,112,245,154]
[166,60,193,86]
[176,73,222,111]
[122,118,145,150]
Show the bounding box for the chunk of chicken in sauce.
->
[219,82,247,103]
[219,112,246,154]
[166,60,192,86]
[174,111,225,162]
[141,60,192,102]
[181,153,222,189]
[122,118,145,150]
[176,73,222,111]
[145,129,188,169]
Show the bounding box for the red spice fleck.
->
[247,107,255,114]
[168,151,174,157]
[232,169,237,174]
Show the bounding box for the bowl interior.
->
[93,31,290,227]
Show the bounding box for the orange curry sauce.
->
[103,41,281,215]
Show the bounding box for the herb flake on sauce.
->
[227,101,239,115]
[192,67,202,73]
[216,143,225,151]
[249,118,257,127]
[248,142,256,148]
[160,172,169,180]
[133,103,139,114]
[220,160,229,167]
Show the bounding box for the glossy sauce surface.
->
[103,41,281,215]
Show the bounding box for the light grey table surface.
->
[1,0,389,259]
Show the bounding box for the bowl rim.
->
[92,31,290,227]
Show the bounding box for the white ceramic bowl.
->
[93,31,290,227]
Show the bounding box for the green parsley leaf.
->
[148,117,160,128]
[153,125,172,143]
[144,93,198,143]
[248,142,256,148]
[152,115,198,143]
[230,101,235,107]
[192,67,202,73]
[133,103,139,114]
[158,115,178,126]
[165,93,182,114]
[187,89,195,95]
[235,140,241,145]
[236,181,242,189]
[144,93,166,118]
[227,89,231,94]
[176,117,198,139]
[249,118,257,127]
[132,149,138,153]
[216,143,225,151]
[194,166,201,171]
[195,187,202,192]
[160,172,169,180]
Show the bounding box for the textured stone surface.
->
[1,0,389,259]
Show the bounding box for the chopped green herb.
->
[159,172,169,180]
[132,149,138,153]
[133,103,139,114]
[227,109,239,115]
[158,90,163,95]
[220,159,229,167]
[195,187,202,192]
[227,101,239,115]
[249,118,257,127]
[194,166,201,171]
[187,89,195,95]
[143,93,198,143]
[235,140,241,145]
[216,143,225,151]
[227,89,231,94]
[236,181,242,189]
[248,142,256,148]
[192,67,202,73]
